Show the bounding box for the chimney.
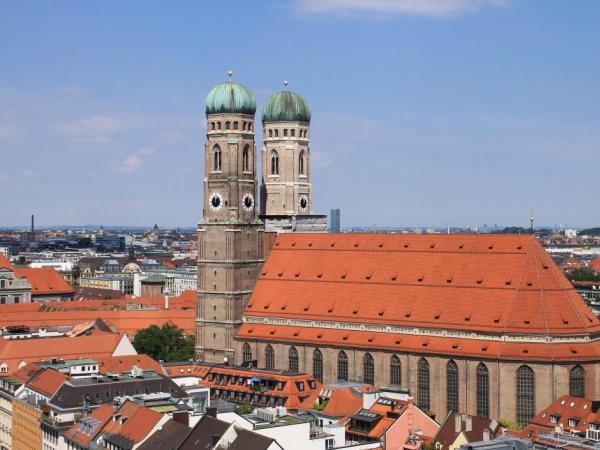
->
[172,410,189,427]
[164,293,169,310]
[206,407,217,418]
[455,414,462,433]
[465,415,472,432]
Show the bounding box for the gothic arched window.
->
[233,121,238,130]
[242,344,252,364]
[213,145,222,171]
[265,345,275,370]
[476,363,489,417]
[269,129,273,138]
[338,351,348,381]
[390,355,401,385]
[570,365,585,397]
[447,360,459,414]
[363,353,374,385]
[225,121,231,130]
[516,365,535,425]
[299,150,305,175]
[313,349,323,382]
[418,358,430,412]
[211,122,215,131]
[271,151,279,175]
[289,347,299,374]
[242,145,250,172]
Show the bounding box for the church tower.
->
[196,72,265,363]
[260,82,327,232]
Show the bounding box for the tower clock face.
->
[299,195,309,213]
[209,192,223,211]
[242,193,254,211]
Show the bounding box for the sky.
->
[1,0,599,229]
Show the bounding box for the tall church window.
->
[516,365,535,426]
[338,351,348,381]
[271,151,279,175]
[570,365,585,397]
[289,347,299,373]
[476,363,489,417]
[242,344,252,364]
[233,121,238,130]
[243,145,250,172]
[269,129,273,138]
[447,360,459,413]
[390,355,401,385]
[291,129,295,137]
[299,150,305,175]
[418,358,430,412]
[248,122,252,131]
[225,121,231,130]
[313,349,323,382]
[211,122,215,131]
[213,146,222,171]
[284,129,288,137]
[265,345,275,370]
[363,353,374,385]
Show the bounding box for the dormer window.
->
[569,418,580,427]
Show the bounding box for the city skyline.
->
[1,0,599,227]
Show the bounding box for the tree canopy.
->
[569,268,600,282]
[133,323,194,362]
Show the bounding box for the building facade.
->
[234,233,600,425]
[259,84,327,233]
[196,74,266,363]
[0,255,32,305]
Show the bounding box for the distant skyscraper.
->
[330,209,341,232]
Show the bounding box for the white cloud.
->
[117,148,157,173]
[295,0,506,17]
[23,169,35,177]
[57,115,121,142]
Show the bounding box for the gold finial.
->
[227,69,234,79]
[283,80,289,88]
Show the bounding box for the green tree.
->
[133,323,195,362]
[570,268,600,282]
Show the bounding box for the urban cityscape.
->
[1,2,599,450]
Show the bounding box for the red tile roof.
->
[64,404,116,446]
[95,354,163,375]
[197,364,320,409]
[0,293,196,336]
[519,395,600,440]
[590,257,600,272]
[14,267,75,295]
[319,384,374,417]
[0,254,12,270]
[26,367,68,397]
[0,333,130,375]
[101,400,163,444]
[237,234,600,362]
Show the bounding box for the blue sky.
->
[1,0,598,228]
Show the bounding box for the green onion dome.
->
[205,78,256,116]
[262,88,311,124]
